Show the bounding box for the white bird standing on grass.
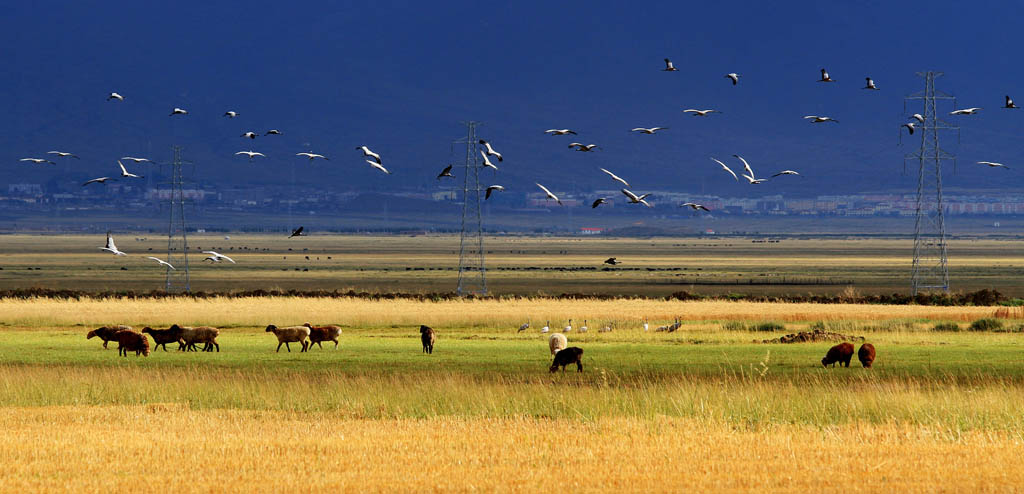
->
[711,158,738,181]
[356,146,382,164]
[535,183,562,205]
[47,151,79,159]
[564,319,573,332]
[541,321,550,333]
[118,160,142,179]
[479,140,503,161]
[621,188,652,208]
[146,257,175,270]
[599,168,630,187]
[100,232,126,256]
[631,127,668,134]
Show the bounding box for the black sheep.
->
[420,325,435,354]
[550,347,584,373]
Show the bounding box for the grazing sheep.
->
[265,324,310,352]
[821,342,855,368]
[550,347,584,373]
[141,326,184,352]
[303,323,341,350]
[548,333,568,356]
[858,343,876,368]
[420,325,435,354]
[86,325,132,349]
[117,330,150,357]
[183,326,220,352]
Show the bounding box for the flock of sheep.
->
[86,323,872,372]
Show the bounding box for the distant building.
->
[580,227,604,235]
[8,184,42,195]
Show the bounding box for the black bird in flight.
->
[289,226,304,238]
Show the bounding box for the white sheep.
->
[265,324,311,352]
[548,333,568,356]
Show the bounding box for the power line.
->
[161,145,191,293]
[456,121,487,296]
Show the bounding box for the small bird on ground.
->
[436,164,454,179]
[485,185,504,199]
[100,232,126,256]
[518,322,530,333]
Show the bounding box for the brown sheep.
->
[550,347,584,373]
[420,325,435,354]
[821,342,855,368]
[141,326,184,352]
[86,325,132,349]
[303,323,341,350]
[117,330,150,357]
[181,326,220,352]
[265,325,310,352]
[858,343,876,368]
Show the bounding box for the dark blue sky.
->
[4,1,1023,197]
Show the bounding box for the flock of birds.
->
[16,60,1018,272]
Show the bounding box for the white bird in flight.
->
[265,129,282,135]
[599,168,630,187]
[479,140,503,162]
[82,177,112,186]
[241,132,257,139]
[146,256,175,270]
[296,152,328,161]
[818,68,835,82]
[910,114,924,123]
[485,185,504,199]
[224,111,238,118]
[47,151,79,159]
[742,174,767,185]
[100,232,126,256]
[977,161,1010,169]
[545,129,577,135]
[356,146,382,164]
[772,170,801,177]
[169,107,187,116]
[725,73,740,85]
[950,107,982,115]
[683,109,720,116]
[202,251,235,263]
[733,154,755,179]
[631,127,668,134]
[711,158,738,181]
[480,151,498,171]
[366,160,391,174]
[663,58,678,72]
[20,158,56,165]
[621,188,652,208]
[235,151,266,160]
[681,202,711,212]
[804,115,839,123]
[120,156,151,163]
[1005,96,1017,109]
[568,143,599,152]
[902,122,916,135]
[118,160,143,179]
[535,183,562,205]
[107,92,124,101]
[863,77,879,90]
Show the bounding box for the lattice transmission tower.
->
[161,145,192,292]
[455,121,487,296]
[904,71,957,295]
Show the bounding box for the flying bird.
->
[733,154,755,178]
[118,160,143,179]
[604,257,621,265]
[818,68,835,82]
[296,152,328,161]
[977,161,1010,169]
[568,143,599,152]
[535,183,562,205]
[479,140,503,161]
[631,127,668,134]
[235,151,266,160]
[203,256,222,263]
[591,198,607,208]
[265,129,282,135]
[366,160,391,174]
[681,202,711,212]
[742,174,767,184]
[771,170,801,177]
[863,77,879,90]
[725,73,740,85]
[485,185,504,199]
[683,109,720,116]
[289,226,305,238]
[480,151,498,171]
[107,92,124,101]
[146,257,175,270]
[950,108,982,115]
[82,177,112,186]
[910,114,925,123]
[1005,96,1017,109]
[599,168,630,187]
[663,58,678,71]
[169,107,187,116]
[47,151,79,159]
[120,156,151,163]
[621,188,652,208]
[202,251,235,263]
[902,122,916,135]
[356,146,382,164]
[711,158,738,181]
[100,232,126,256]
[224,111,238,118]
[436,164,454,179]
[20,158,56,165]
[804,115,839,123]
[545,129,577,135]
[241,132,257,139]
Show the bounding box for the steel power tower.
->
[456,121,487,296]
[904,71,957,295]
[162,146,191,292]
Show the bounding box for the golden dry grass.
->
[0,405,1018,493]
[0,296,1000,330]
